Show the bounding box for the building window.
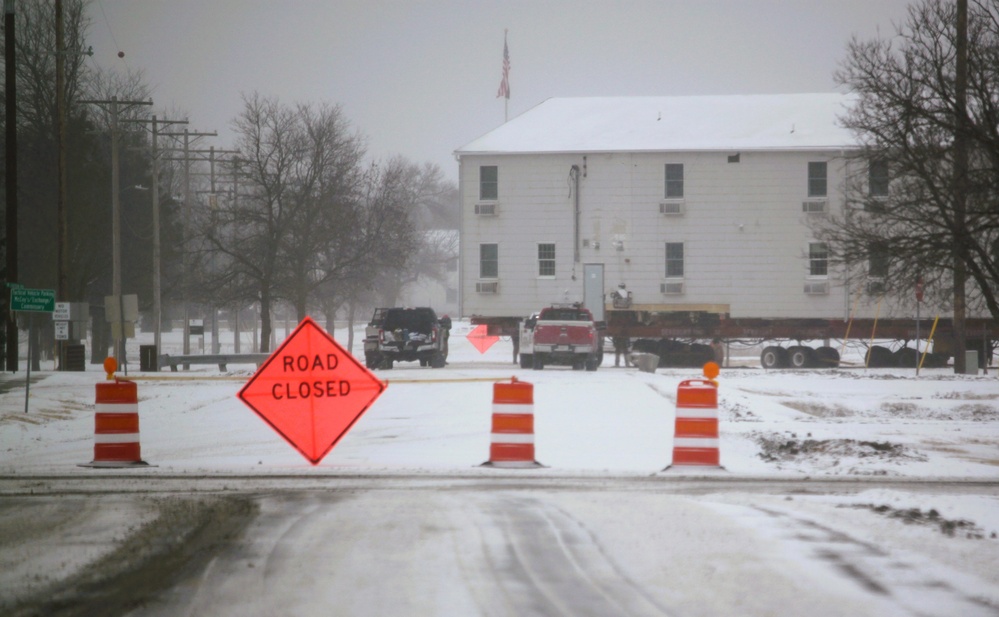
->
[868,242,889,278]
[665,242,684,277]
[479,243,498,278]
[808,161,827,197]
[537,243,555,277]
[869,159,889,198]
[809,242,829,277]
[665,163,684,199]
[480,166,498,201]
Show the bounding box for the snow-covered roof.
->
[455,93,857,155]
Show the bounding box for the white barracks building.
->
[454,93,999,368]
[454,94,891,326]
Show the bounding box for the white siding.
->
[460,150,933,321]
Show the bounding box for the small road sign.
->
[237,316,387,465]
[467,324,500,354]
[10,287,55,313]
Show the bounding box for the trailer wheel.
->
[519,353,533,369]
[866,345,896,368]
[814,346,840,368]
[788,346,816,369]
[894,347,919,368]
[760,346,788,369]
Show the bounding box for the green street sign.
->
[10,287,56,313]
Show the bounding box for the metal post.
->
[151,116,162,361]
[110,96,125,366]
[5,0,18,372]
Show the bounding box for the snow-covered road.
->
[2,326,998,615]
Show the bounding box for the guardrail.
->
[158,353,271,372]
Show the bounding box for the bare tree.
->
[820,0,999,333]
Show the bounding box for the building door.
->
[583,263,604,321]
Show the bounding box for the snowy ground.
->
[1,320,998,615]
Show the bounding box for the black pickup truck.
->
[374,307,448,369]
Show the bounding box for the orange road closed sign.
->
[237,316,387,465]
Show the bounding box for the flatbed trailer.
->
[471,311,998,369]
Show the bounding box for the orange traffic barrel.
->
[483,377,542,468]
[81,378,149,467]
[664,378,723,470]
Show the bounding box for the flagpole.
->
[498,29,510,123]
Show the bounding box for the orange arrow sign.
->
[467,324,500,354]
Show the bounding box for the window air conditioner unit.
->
[804,281,829,295]
[474,203,497,216]
[661,281,684,295]
[659,201,684,215]
[475,281,499,294]
[866,278,886,294]
[802,200,827,214]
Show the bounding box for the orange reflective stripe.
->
[95,381,138,404]
[493,382,534,405]
[95,413,140,433]
[674,417,718,438]
[492,413,534,433]
[489,443,535,462]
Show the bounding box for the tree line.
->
[1,0,457,366]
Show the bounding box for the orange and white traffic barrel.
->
[81,359,149,467]
[483,377,541,468]
[664,377,722,470]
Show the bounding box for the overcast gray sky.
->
[84,0,916,182]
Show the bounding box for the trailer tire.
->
[760,346,788,369]
[894,346,919,368]
[814,346,840,368]
[788,346,816,369]
[519,353,533,369]
[866,345,896,368]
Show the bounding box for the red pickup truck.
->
[521,304,603,371]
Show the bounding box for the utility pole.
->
[124,115,189,362]
[80,96,154,368]
[160,128,216,362]
[168,144,238,356]
[4,0,18,372]
[953,0,968,374]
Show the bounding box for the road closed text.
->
[271,353,350,400]
[272,380,350,400]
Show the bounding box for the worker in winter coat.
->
[711,338,725,366]
[613,328,631,367]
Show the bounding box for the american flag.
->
[496,32,510,99]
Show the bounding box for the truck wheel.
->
[383,358,394,370]
[585,356,599,371]
[532,354,544,370]
[430,352,446,368]
[788,346,815,369]
[365,353,380,369]
[519,353,533,369]
[760,346,788,369]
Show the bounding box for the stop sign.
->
[237,316,386,465]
